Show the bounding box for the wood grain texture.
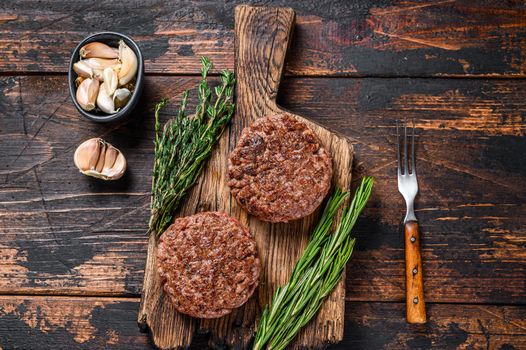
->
[405,221,426,324]
[0,0,525,76]
[234,5,352,348]
[1,1,526,348]
[138,5,353,349]
[1,297,526,350]
[1,75,525,306]
[279,76,526,305]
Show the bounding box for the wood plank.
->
[341,302,526,349]
[277,76,526,305]
[139,6,352,349]
[0,0,525,76]
[0,75,524,304]
[0,296,157,350]
[1,296,525,349]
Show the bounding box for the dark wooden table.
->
[1,1,525,349]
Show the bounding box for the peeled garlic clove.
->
[103,67,118,96]
[80,42,119,59]
[73,60,93,78]
[83,58,120,72]
[113,88,131,109]
[97,83,117,114]
[76,77,99,111]
[117,40,138,85]
[74,138,126,181]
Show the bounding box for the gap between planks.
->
[2,71,526,79]
[2,292,525,307]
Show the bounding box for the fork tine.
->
[396,121,401,175]
[411,119,416,175]
[404,120,408,175]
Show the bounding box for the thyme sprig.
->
[149,57,235,237]
[253,176,374,350]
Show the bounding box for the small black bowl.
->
[68,32,144,123]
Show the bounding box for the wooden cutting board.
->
[138,5,353,349]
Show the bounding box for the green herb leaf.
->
[148,57,235,237]
[253,176,374,350]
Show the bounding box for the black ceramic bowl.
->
[68,32,144,123]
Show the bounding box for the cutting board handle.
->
[235,5,295,117]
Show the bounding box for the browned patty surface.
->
[228,113,333,222]
[157,212,260,318]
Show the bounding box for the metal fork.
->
[397,120,426,324]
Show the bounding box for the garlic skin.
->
[117,40,138,85]
[74,137,101,171]
[113,88,131,109]
[97,83,117,114]
[103,67,118,96]
[75,76,85,88]
[73,61,93,78]
[76,78,99,111]
[74,138,126,180]
[106,152,126,179]
[120,81,135,92]
[80,42,119,59]
[92,69,105,82]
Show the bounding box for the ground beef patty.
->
[157,212,260,318]
[228,113,333,222]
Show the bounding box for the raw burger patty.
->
[228,113,333,222]
[157,212,260,318]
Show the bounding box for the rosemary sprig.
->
[253,176,374,350]
[149,57,235,237]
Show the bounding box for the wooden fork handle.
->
[405,221,427,323]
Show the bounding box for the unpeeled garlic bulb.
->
[74,138,126,180]
[76,78,99,111]
[97,83,117,114]
[117,40,138,85]
[80,42,119,59]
